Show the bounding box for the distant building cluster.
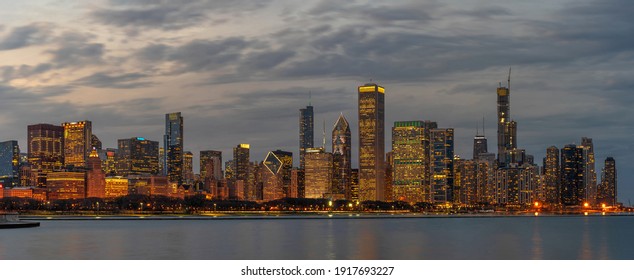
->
[0,77,618,208]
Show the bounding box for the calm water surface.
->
[1,216,633,259]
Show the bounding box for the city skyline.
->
[0,1,631,202]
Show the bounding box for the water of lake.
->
[1,215,633,259]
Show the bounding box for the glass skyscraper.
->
[358,83,385,201]
[391,121,427,203]
[0,140,19,188]
[62,121,92,168]
[164,112,183,185]
[117,137,159,176]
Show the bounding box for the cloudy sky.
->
[1,0,632,203]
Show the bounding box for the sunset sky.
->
[1,1,632,202]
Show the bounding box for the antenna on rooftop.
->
[508,67,512,90]
[322,120,326,149]
[309,91,312,106]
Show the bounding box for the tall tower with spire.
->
[496,68,517,167]
[332,113,351,199]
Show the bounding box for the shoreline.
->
[19,211,634,221]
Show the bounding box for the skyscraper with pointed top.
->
[358,83,385,201]
[332,113,351,199]
[299,96,314,170]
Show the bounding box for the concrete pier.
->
[0,212,40,229]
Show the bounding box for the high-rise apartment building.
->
[0,140,19,188]
[580,137,597,205]
[164,112,183,185]
[299,105,314,170]
[358,83,385,201]
[543,146,560,205]
[332,114,351,199]
[183,151,194,183]
[430,128,454,203]
[62,121,92,168]
[597,157,617,206]
[117,137,159,176]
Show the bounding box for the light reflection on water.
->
[1,216,633,260]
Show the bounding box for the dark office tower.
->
[430,128,454,204]
[358,83,385,201]
[0,140,20,188]
[597,157,616,206]
[560,144,585,206]
[385,151,393,202]
[117,137,159,176]
[233,144,250,197]
[497,84,510,166]
[392,121,428,203]
[164,112,183,185]
[543,146,560,205]
[158,147,164,175]
[200,150,222,180]
[332,113,351,199]
[28,124,64,174]
[473,132,488,161]
[62,121,92,168]
[91,134,102,150]
[299,105,314,170]
[580,137,597,205]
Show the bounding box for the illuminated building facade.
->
[290,169,304,198]
[350,168,359,201]
[430,128,454,203]
[164,112,183,185]
[473,130,488,161]
[200,150,222,181]
[158,147,164,175]
[543,146,560,204]
[28,124,64,175]
[103,148,117,176]
[183,151,194,183]
[299,105,314,170]
[62,121,92,168]
[117,137,159,176]
[91,134,102,150]
[385,151,393,202]
[86,149,105,198]
[358,83,385,201]
[261,150,293,200]
[105,176,128,198]
[304,148,333,199]
[597,157,617,206]
[0,140,20,188]
[47,172,86,200]
[560,144,585,206]
[454,158,477,205]
[496,84,517,167]
[332,113,351,199]
[391,121,428,203]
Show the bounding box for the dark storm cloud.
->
[309,1,436,24]
[0,63,53,82]
[0,23,52,50]
[93,0,271,30]
[74,72,151,89]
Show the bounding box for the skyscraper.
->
[598,157,616,206]
[496,73,518,167]
[560,144,584,206]
[391,121,428,203]
[430,128,454,203]
[332,113,351,199]
[27,124,64,174]
[473,123,488,161]
[183,151,194,183]
[86,148,105,198]
[200,150,222,180]
[304,148,333,199]
[299,105,314,170]
[62,121,92,168]
[262,150,293,200]
[358,83,385,201]
[543,146,560,205]
[117,137,159,176]
[164,112,183,185]
[580,137,597,205]
[233,144,250,198]
[0,140,20,188]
